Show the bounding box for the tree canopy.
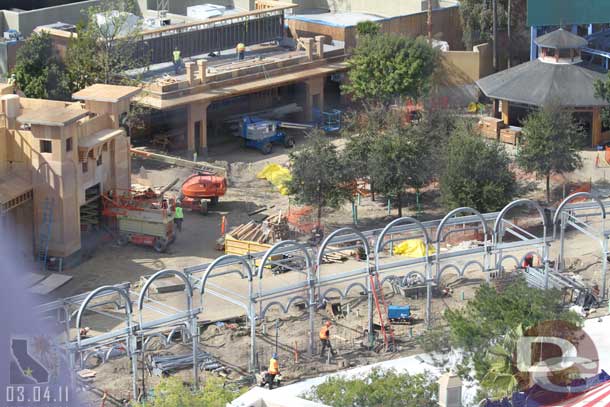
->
[134,377,245,407]
[440,122,517,212]
[368,117,434,216]
[286,131,352,224]
[442,279,582,398]
[517,105,586,202]
[304,368,438,407]
[12,32,71,100]
[342,33,437,105]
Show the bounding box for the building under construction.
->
[0,83,140,263]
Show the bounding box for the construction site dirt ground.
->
[46,141,610,403]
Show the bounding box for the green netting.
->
[528,0,610,26]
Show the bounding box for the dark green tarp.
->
[528,0,610,26]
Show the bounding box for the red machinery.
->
[130,149,228,215]
[180,171,227,214]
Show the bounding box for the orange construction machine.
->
[131,148,228,215]
[180,171,227,214]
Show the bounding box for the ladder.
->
[370,273,396,351]
[37,198,54,272]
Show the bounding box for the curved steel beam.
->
[320,287,345,301]
[316,227,370,270]
[258,240,312,279]
[374,217,431,271]
[344,282,368,297]
[197,254,253,293]
[436,264,462,284]
[553,192,606,226]
[435,207,487,243]
[137,269,194,325]
[499,255,520,269]
[75,285,133,348]
[461,260,485,275]
[494,199,547,239]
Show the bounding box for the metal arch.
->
[197,254,253,293]
[553,192,606,226]
[257,240,315,355]
[137,269,194,319]
[258,240,312,279]
[494,199,547,239]
[168,325,191,343]
[461,260,485,276]
[499,255,520,270]
[374,217,431,271]
[316,226,372,336]
[553,192,608,300]
[320,287,345,301]
[436,264,462,284]
[76,286,133,347]
[136,269,198,389]
[316,227,370,269]
[197,254,257,373]
[435,207,488,244]
[380,275,401,288]
[75,285,136,398]
[144,333,168,349]
[260,295,310,319]
[344,282,368,297]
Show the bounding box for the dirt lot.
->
[47,139,610,405]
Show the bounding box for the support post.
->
[186,102,209,155]
[588,24,594,36]
[571,25,578,34]
[501,100,510,126]
[197,59,208,84]
[315,35,326,59]
[192,315,199,389]
[185,62,195,85]
[593,108,602,147]
[603,238,608,301]
[530,26,538,61]
[308,275,316,356]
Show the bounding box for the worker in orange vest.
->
[319,321,335,356]
[266,353,280,389]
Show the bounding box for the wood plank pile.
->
[229,212,290,244]
[478,117,505,140]
[322,246,352,263]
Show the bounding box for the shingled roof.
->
[535,28,588,49]
[476,59,608,107]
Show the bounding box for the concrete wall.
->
[441,43,493,85]
[288,5,463,51]
[1,0,100,37]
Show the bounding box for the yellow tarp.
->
[393,239,435,257]
[256,163,291,195]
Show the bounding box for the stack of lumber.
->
[500,126,522,145]
[229,212,290,244]
[322,246,351,263]
[478,117,505,140]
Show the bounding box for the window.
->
[97,154,103,166]
[40,140,52,153]
[66,137,73,152]
[82,162,88,173]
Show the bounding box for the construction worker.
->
[319,321,334,356]
[266,353,280,389]
[172,47,182,74]
[236,42,246,60]
[174,201,184,232]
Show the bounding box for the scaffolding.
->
[36,193,610,401]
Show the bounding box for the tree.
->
[66,0,146,87]
[517,105,586,203]
[368,118,434,217]
[593,72,610,130]
[286,131,352,224]
[355,21,380,37]
[12,32,70,100]
[304,368,438,407]
[443,279,582,397]
[134,376,245,407]
[440,122,516,212]
[342,33,437,105]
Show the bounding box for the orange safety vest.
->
[319,326,329,340]
[268,358,279,374]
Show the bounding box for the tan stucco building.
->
[0,83,140,262]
